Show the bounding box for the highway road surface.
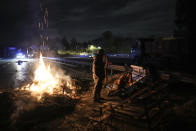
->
[0,58,36,89]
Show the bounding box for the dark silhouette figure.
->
[92,49,108,102]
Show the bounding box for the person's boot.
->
[99,97,105,100]
[94,99,101,103]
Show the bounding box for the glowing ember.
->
[22,54,75,100]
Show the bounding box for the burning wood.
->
[108,72,133,98]
[20,54,75,100]
[115,72,133,88]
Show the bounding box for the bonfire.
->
[21,54,75,100]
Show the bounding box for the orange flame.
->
[22,54,74,100]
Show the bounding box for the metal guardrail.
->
[44,57,146,76]
[47,57,195,85]
[44,57,90,66]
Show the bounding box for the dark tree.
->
[113,37,123,53]
[175,0,194,37]
[70,38,77,50]
[62,37,70,50]
[102,31,113,52]
[175,0,195,66]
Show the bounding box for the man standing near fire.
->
[92,49,108,102]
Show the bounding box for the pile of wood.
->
[88,80,170,130]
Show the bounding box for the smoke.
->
[10,88,78,129]
[11,93,38,124]
[11,67,77,127]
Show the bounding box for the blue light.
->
[9,47,16,50]
[16,53,25,59]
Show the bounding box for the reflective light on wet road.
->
[0,58,37,89]
[15,61,28,81]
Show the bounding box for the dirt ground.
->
[1,73,196,131]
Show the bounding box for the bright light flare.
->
[16,53,25,59]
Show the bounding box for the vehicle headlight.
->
[16,53,25,59]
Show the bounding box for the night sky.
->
[0,0,176,46]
